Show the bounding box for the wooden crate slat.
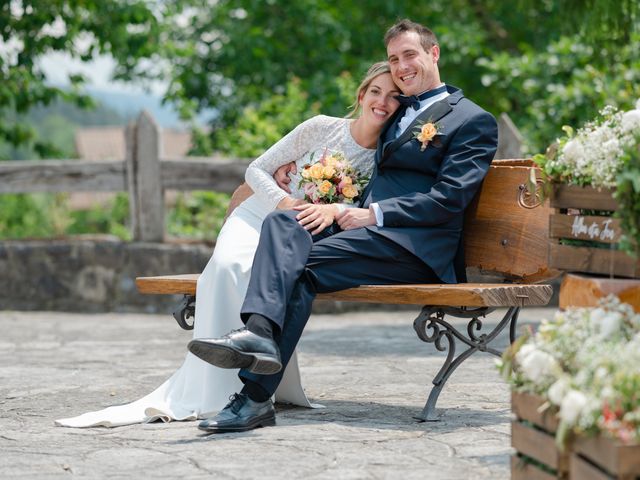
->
[511,455,558,480]
[559,273,640,313]
[549,214,622,245]
[549,243,640,278]
[512,391,560,432]
[570,453,613,480]
[574,436,640,478]
[512,421,568,472]
[550,184,618,211]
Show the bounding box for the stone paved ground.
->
[0,307,554,479]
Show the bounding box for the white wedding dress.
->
[56,115,375,427]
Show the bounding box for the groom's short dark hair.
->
[384,19,438,51]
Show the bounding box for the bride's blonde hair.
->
[346,61,392,118]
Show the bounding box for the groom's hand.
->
[273,162,297,193]
[336,207,376,230]
[294,204,338,234]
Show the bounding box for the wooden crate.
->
[511,392,640,479]
[570,436,640,479]
[511,391,569,479]
[548,184,640,278]
[559,273,640,313]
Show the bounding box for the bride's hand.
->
[273,162,297,193]
[294,204,338,234]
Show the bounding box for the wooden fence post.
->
[125,111,164,242]
[495,113,524,160]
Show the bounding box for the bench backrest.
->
[225,158,554,284]
[464,159,553,283]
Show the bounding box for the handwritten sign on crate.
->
[548,184,640,278]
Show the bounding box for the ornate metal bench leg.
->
[412,306,520,422]
[172,294,196,330]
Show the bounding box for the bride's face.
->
[358,73,400,129]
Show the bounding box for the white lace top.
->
[245,115,376,211]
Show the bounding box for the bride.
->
[56,61,400,427]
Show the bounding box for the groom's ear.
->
[431,45,440,64]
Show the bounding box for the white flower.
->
[561,138,584,164]
[560,389,588,425]
[589,307,607,329]
[518,347,561,385]
[548,377,570,406]
[621,109,640,134]
[636,98,640,110]
[600,386,615,401]
[600,312,623,338]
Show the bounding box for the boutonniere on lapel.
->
[413,120,443,151]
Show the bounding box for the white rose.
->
[519,348,560,385]
[548,377,570,406]
[621,109,640,133]
[589,307,607,330]
[599,312,623,338]
[600,386,615,400]
[562,139,584,164]
[559,389,588,425]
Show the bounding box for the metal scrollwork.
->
[172,294,196,330]
[412,305,521,422]
[517,180,544,209]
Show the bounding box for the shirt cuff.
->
[371,203,384,227]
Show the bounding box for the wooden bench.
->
[136,159,556,421]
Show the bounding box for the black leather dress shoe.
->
[188,328,282,374]
[199,393,275,433]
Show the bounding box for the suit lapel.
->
[379,98,453,167]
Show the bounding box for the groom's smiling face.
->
[387,31,441,96]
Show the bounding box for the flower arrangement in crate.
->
[500,296,640,447]
[532,101,640,276]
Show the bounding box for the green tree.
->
[0,0,165,157]
[162,1,638,155]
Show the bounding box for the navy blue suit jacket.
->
[360,85,498,283]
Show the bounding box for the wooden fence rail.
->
[0,111,249,242]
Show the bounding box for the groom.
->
[189,19,498,433]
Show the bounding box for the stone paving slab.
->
[0,307,554,479]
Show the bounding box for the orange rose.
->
[318,180,333,195]
[341,184,358,199]
[322,166,336,179]
[417,122,438,145]
[309,163,324,180]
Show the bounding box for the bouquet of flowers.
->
[298,149,369,205]
[499,296,640,445]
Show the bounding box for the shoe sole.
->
[198,415,276,434]
[188,340,282,375]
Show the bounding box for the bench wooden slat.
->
[135,274,552,307]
